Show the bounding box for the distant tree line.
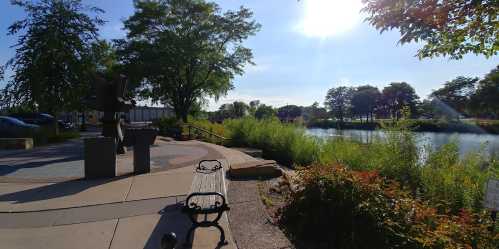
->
[209,65,498,124]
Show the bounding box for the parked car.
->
[9,113,56,126]
[57,120,74,130]
[0,116,40,138]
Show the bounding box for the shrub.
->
[152,117,182,138]
[280,165,498,249]
[224,117,320,166]
[421,142,498,213]
[219,117,496,212]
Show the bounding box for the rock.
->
[231,147,263,158]
[229,160,282,179]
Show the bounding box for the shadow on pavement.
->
[144,204,193,249]
[0,140,84,177]
[0,175,129,204]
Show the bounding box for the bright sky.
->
[0,0,497,111]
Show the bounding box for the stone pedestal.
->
[124,128,158,174]
[133,142,150,174]
[84,137,116,179]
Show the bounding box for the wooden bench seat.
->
[182,160,229,247]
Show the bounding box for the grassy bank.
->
[224,118,498,213]
[309,119,499,134]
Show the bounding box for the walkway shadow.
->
[144,204,193,249]
[144,201,228,249]
[0,140,84,177]
[0,175,130,204]
[0,156,82,176]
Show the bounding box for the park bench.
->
[182,159,230,247]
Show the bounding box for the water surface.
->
[307,128,499,158]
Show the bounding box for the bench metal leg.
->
[182,216,228,247]
[214,223,227,246]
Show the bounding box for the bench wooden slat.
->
[183,159,230,246]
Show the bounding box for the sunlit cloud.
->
[296,0,363,38]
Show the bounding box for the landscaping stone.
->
[229,160,282,179]
[0,138,34,150]
[231,147,263,158]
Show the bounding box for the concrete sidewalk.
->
[0,140,241,249]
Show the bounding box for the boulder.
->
[229,160,282,179]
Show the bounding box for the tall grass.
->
[224,117,320,166]
[222,117,498,212]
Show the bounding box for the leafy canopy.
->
[324,86,355,122]
[1,0,104,113]
[362,0,498,59]
[118,0,260,121]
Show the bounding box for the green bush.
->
[152,117,182,138]
[224,117,320,166]
[421,142,498,212]
[280,165,498,249]
[221,117,497,212]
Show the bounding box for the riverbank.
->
[308,119,499,134]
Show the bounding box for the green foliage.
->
[351,85,381,122]
[224,117,319,166]
[324,86,354,122]
[254,104,276,120]
[117,0,260,122]
[221,117,496,212]
[362,0,498,59]
[422,142,498,213]
[152,117,182,138]
[276,105,302,122]
[471,66,499,119]
[1,0,104,114]
[430,77,479,119]
[280,165,498,249]
[380,82,420,120]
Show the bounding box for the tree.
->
[470,65,499,118]
[232,101,249,118]
[324,86,354,122]
[302,102,328,123]
[118,0,260,122]
[418,99,436,119]
[362,0,498,59]
[430,76,478,119]
[351,85,381,122]
[249,100,260,116]
[277,105,302,122]
[254,104,275,120]
[0,0,104,114]
[380,82,419,120]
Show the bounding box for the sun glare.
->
[298,0,363,38]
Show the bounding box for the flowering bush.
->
[280,165,498,249]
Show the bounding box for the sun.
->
[297,0,363,38]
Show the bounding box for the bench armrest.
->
[184,192,229,212]
[197,160,222,172]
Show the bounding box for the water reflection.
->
[307,128,499,158]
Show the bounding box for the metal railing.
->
[183,124,229,145]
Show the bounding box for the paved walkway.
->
[0,138,221,182]
[0,139,242,249]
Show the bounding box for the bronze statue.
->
[89,74,135,154]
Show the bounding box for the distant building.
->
[85,106,173,125]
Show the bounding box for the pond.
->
[307,128,499,159]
